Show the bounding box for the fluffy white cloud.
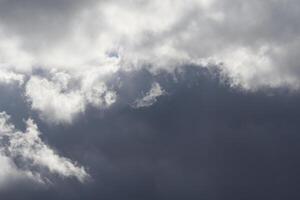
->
[133,82,165,108]
[25,76,85,124]
[25,69,117,124]
[0,112,89,187]
[0,70,24,85]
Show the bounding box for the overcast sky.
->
[1,0,300,199]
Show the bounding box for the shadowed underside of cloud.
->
[1,66,298,200]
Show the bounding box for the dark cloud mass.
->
[1,0,300,199]
[1,67,300,199]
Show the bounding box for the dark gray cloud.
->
[1,67,300,199]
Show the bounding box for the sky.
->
[1,0,300,199]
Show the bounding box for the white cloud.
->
[84,82,117,108]
[0,154,39,188]
[25,76,85,124]
[0,112,89,187]
[133,82,165,108]
[25,70,117,124]
[0,70,24,85]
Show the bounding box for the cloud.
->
[0,112,89,186]
[25,69,117,124]
[25,75,85,124]
[28,66,300,200]
[1,0,300,123]
[132,82,165,108]
[0,70,24,85]
[0,0,300,123]
[0,0,300,91]
[2,61,300,199]
[4,1,300,197]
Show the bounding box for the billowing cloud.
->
[0,0,299,90]
[25,75,85,124]
[4,0,300,123]
[0,112,89,187]
[25,70,116,124]
[0,70,24,85]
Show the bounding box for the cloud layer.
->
[0,0,300,89]
[1,0,300,197]
[0,0,300,123]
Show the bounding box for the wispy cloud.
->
[0,112,89,186]
[132,82,165,108]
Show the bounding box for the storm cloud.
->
[1,0,300,199]
[0,67,299,199]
